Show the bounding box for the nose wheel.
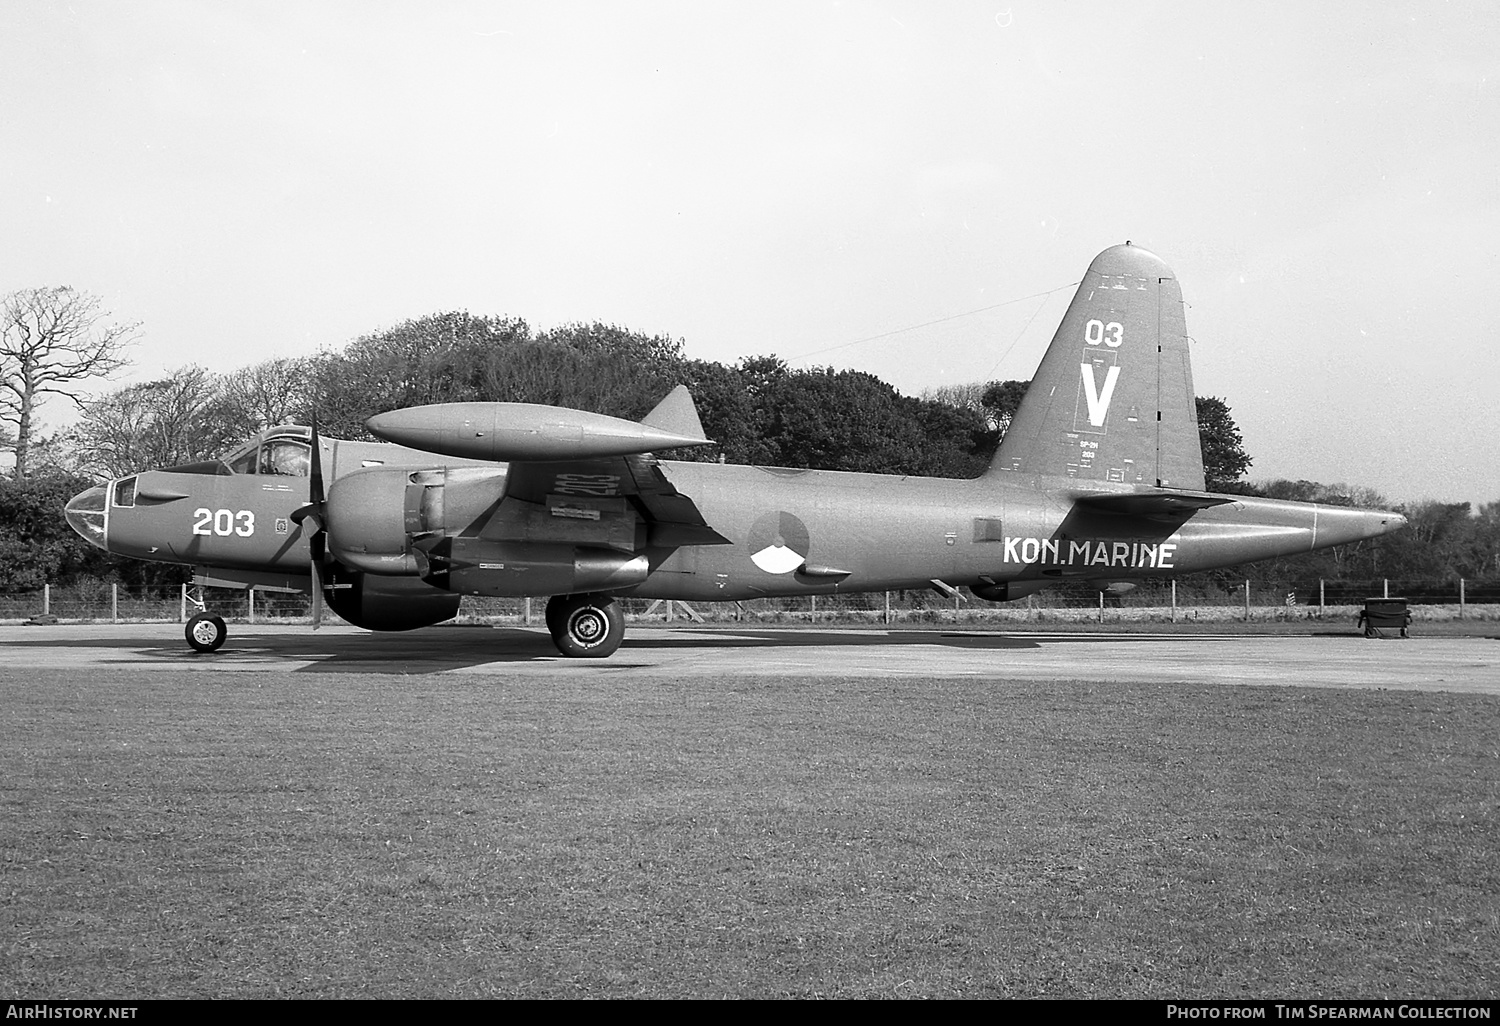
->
[185,612,228,653]
[544,594,624,658]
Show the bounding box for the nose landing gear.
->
[185,612,228,653]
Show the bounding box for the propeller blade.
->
[309,557,325,630]
[308,414,326,509]
[305,415,329,629]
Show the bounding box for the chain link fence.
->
[4,576,1497,626]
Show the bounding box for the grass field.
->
[3,668,1497,999]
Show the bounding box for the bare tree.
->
[921,381,990,411]
[216,357,313,437]
[1,287,137,477]
[68,367,238,480]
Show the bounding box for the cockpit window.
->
[112,476,137,508]
[226,449,258,474]
[259,440,311,477]
[222,426,314,476]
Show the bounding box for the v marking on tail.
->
[1080,363,1121,427]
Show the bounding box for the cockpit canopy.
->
[222,425,312,477]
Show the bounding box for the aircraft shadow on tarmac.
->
[3,624,1320,675]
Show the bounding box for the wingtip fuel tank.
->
[365,401,715,462]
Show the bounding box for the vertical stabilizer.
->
[989,244,1204,490]
[641,384,708,441]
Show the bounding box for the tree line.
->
[2,289,1496,597]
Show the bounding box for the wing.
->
[366,387,730,564]
[498,453,731,549]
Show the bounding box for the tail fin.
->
[988,243,1205,491]
[641,384,708,442]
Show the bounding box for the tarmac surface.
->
[2,621,1498,693]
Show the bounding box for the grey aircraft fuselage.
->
[65,242,1408,656]
[83,438,1400,603]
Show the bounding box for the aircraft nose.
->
[65,484,109,550]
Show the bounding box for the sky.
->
[2,1,1496,507]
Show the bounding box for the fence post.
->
[810,594,817,622]
[1170,579,1177,623]
[883,591,890,625]
[1383,579,1389,599]
[112,583,118,624]
[248,587,256,625]
[1097,590,1104,624]
[523,596,532,626]
[43,583,50,616]
[953,592,960,622]
[1244,580,1251,621]
[1319,579,1325,618]
[1459,578,1466,620]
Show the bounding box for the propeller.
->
[288,416,329,629]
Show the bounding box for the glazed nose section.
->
[65,484,109,550]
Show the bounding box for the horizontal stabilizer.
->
[367,400,715,462]
[1074,490,1235,517]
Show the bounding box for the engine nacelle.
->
[971,580,1050,602]
[325,464,649,597]
[325,467,425,574]
[326,465,509,575]
[325,572,462,631]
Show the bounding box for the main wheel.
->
[549,594,624,658]
[544,594,567,638]
[186,613,227,653]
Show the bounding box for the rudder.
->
[988,243,1204,490]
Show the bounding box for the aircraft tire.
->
[544,594,568,638]
[186,613,228,653]
[551,594,624,658]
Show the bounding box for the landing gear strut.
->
[544,593,624,658]
[186,612,228,653]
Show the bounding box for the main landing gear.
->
[544,593,624,658]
